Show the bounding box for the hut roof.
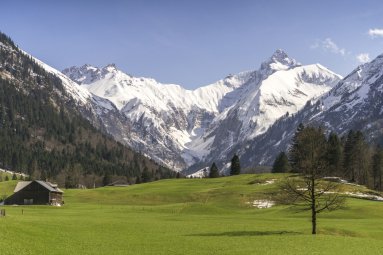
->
[14,181,64,193]
[14,181,31,192]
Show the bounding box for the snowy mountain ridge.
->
[63,50,342,172]
[186,62,342,171]
[63,63,252,113]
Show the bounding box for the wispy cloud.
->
[356,53,370,64]
[368,28,383,38]
[310,38,346,56]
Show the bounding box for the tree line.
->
[194,154,241,178]
[272,124,383,191]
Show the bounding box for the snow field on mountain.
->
[61,51,342,172]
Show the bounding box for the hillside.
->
[0,32,174,187]
[1,175,383,254]
[231,52,383,171]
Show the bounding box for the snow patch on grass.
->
[344,192,383,201]
[246,200,275,208]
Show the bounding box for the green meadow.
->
[1,174,383,255]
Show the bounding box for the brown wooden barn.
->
[4,180,64,206]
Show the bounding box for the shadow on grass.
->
[189,230,301,237]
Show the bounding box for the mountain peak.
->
[103,63,118,71]
[271,49,289,60]
[260,49,300,75]
[62,64,102,85]
[269,49,299,68]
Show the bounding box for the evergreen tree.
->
[372,146,383,191]
[12,173,17,180]
[40,170,47,181]
[230,154,241,175]
[5,175,9,181]
[202,168,208,178]
[353,131,369,185]
[343,130,368,183]
[289,126,328,174]
[326,132,342,175]
[135,175,142,184]
[141,167,151,183]
[209,162,220,178]
[289,123,305,171]
[343,130,355,181]
[102,173,112,186]
[272,152,291,173]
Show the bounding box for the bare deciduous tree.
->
[281,175,345,234]
[281,126,345,234]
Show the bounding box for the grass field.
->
[1,174,383,254]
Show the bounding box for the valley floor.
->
[1,175,383,254]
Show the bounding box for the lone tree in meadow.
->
[230,154,241,175]
[272,152,291,173]
[209,162,220,178]
[281,126,345,235]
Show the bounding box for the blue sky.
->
[1,0,383,88]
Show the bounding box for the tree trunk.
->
[312,206,317,234]
[311,176,316,235]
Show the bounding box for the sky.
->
[1,0,383,89]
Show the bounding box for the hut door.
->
[24,199,33,205]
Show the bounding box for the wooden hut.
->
[4,180,64,206]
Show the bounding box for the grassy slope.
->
[1,174,383,255]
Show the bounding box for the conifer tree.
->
[372,146,383,191]
[102,173,112,186]
[343,130,368,183]
[326,132,342,175]
[343,130,356,181]
[230,154,241,175]
[12,173,17,180]
[289,123,305,171]
[141,167,151,183]
[272,152,291,173]
[209,162,220,178]
[202,168,208,178]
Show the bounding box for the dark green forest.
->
[0,32,175,188]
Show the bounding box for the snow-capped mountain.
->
[228,52,383,171]
[5,28,381,175]
[186,50,341,172]
[63,63,254,170]
[63,50,341,172]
